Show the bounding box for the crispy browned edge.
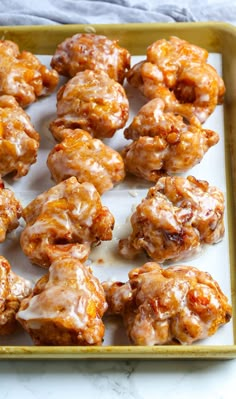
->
[0,21,235,359]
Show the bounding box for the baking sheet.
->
[0,52,233,348]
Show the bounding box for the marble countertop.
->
[0,358,236,398]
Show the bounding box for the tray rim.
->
[1,345,236,359]
[0,20,236,33]
[0,21,236,359]
[1,21,236,54]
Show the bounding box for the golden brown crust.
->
[103,262,232,345]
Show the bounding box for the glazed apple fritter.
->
[119,176,225,263]
[50,69,129,140]
[103,262,232,345]
[0,178,22,243]
[0,256,32,335]
[17,253,107,345]
[47,128,125,195]
[127,36,225,124]
[122,98,219,180]
[20,176,115,268]
[50,33,130,84]
[0,95,40,179]
[0,39,59,108]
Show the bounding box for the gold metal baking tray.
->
[0,21,236,359]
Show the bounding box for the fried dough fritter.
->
[103,262,232,345]
[127,36,225,124]
[47,129,125,195]
[0,178,22,242]
[0,95,40,179]
[0,39,59,107]
[51,33,130,84]
[50,69,129,140]
[122,98,219,180]
[20,177,115,268]
[17,254,107,345]
[0,256,32,335]
[119,176,225,262]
